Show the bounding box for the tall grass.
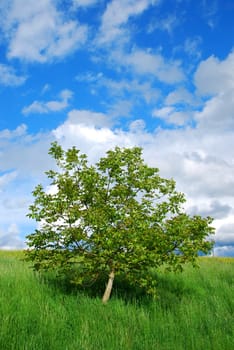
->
[0,251,233,350]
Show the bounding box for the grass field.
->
[0,251,233,350]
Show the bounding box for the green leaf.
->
[25,143,215,301]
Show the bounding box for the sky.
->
[0,0,234,256]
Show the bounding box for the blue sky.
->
[0,0,234,256]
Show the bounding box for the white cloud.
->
[188,200,232,220]
[53,111,149,158]
[53,110,141,160]
[100,47,184,84]
[129,119,146,132]
[0,63,26,86]
[60,89,73,101]
[54,122,119,157]
[94,2,184,85]
[148,14,179,34]
[0,109,233,253]
[67,109,113,128]
[194,89,234,131]
[98,0,156,44]
[46,100,68,112]
[211,217,234,256]
[194,52,234,131]
[0,48,234,254]
[153,106,191,126]
[153,106,174,118]
[123,48,185,83]
[22,101,49,115]
[0,124,27,139]
[0,126,54,250]
[22,89,73,115]
[184,36,202,59]
[2,0,88,62]
[216,223,234,245]
[0,126,53,175]
[77,74,160,108]
[107,99,133,119]
[72,0,99,7]
[0,223,26,250]
[0,171,18,191]
[165,87,199,106]
[213,245,234,257]
[195,52,234,96]
[201,0,218,29]
[51,111,234,232]
[41,84,51,95]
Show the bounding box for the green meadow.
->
[0,251,233,350]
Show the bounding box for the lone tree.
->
[26,142,214,303]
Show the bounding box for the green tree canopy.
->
[26,142,214,302]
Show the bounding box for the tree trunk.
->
[102,270,115,304]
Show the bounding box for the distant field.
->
[0,251,233,350]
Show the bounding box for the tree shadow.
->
[35,269,194,309]
[34,269,146,299]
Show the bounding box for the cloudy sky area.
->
[0,0,234,256]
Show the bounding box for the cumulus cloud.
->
[122,48,185,83]
[188,200,232,219]
[194,52,234,96]
[0,64,26,86]
[213,246,234,257]
[153,106,191,126]
[91,48,184,87]
[97,0,156,44]
[1,0,88,62]
[129,119,146,132]
[180,151,234,197]
[1,47,234,254]
[0,224,25,250]
[107,99,134,119]
[0,171,18,191]
[0,107,233,253]
[52,109,154,163]
[53,115,121,156]
[165,87,200,107]
[22,89,73,115]
[213,220,234,256]
[67,109,113,128]
[195,90,234,131]
[0,167,33,250]
[0,192,31,227]
[94,2,185,86]
[0,126,54,250]
[194,52,234,132]
[77,74,160,106]
[216,223,234,245]
[0,124,27,140]
[0,125,53,175]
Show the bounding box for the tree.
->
[26,142,214,303]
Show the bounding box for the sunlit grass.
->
[0,251,233,350]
